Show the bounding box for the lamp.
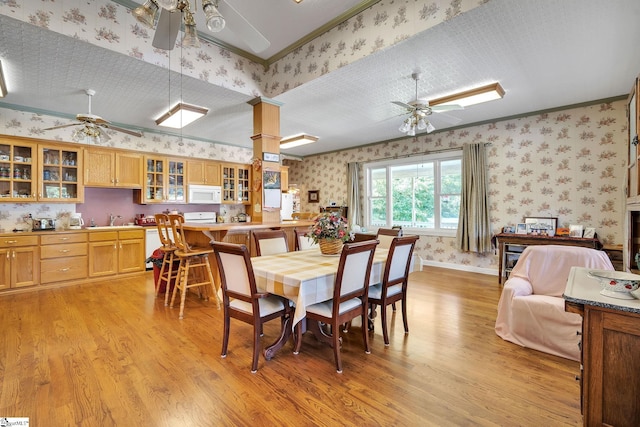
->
[399,111,435,136]
[429,82,505,108]
[155,102,208,128]
[280,134,318,149]
[181,9,201,47]
[0,60,7,98]
[133,0,160,29]
[202,0,225,32]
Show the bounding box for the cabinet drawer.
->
[119,229,144,239]
[41,233,87,245]
[41,242,87,259]
[41,256,88,283]
[89,231,118,241]
[0,235,39,247]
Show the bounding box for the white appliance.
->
[145,227,162,270]
[188,185,221,204]
[183,211,217,224]
[281,192,294,220]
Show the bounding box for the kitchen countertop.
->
[1,225,145,235]
[181,220,314,232]
[564,266,640,314]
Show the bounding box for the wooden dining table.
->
[251,246,390,359]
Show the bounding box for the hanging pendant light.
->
[133,0,160,29]
[202,0,226,32]
[181,9,201,48]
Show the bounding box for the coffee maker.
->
[69,213,84,229]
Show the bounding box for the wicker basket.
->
[319,239,343,255]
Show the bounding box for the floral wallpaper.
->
[286,100,627,272]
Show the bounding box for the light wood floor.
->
[0,267,582,426]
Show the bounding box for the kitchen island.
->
[564,267,640,426]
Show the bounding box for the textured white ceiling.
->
[1,0,640,157]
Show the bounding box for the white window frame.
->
[363,151,462,237]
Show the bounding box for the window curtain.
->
[456,143,491,253]
[347,162,362,227]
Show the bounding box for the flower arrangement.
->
[309,212,350,244]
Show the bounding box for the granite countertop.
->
[564,267,640,314]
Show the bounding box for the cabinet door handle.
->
[113,244,117,250]
[12,250,15,259]
[59,237,69,241]
[59,268,70,272]
[60,249,70,253]
[5,240,17,244]
[119,243,123,249]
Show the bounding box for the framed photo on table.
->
[516,223,527,234]
[524,217,558,235]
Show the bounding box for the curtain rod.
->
[362,142,492,163]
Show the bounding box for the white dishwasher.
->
[145,227,162,270]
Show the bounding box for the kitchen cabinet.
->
[187,160,221,186]
[281,166,289,190]
[88,229,145,277]
[84,148,143,188]
[138,156,186,204]
[0,138,37,201]
[222,163,250,204]
[0,235,39,290]
[39,144,83,202]
[40,233,87,284]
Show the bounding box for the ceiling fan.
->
[392,72,463,136]
[44,89,142,141]
[134,0,270,53]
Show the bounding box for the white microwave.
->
[188,185,221,204]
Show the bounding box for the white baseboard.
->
[418,256,497,277]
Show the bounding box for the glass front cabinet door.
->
[39,145,83,202]
[0,140,37,201]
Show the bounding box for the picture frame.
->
[262,152,280,162]
[569,224,584,238]
[583,227,596,239]
[524,217,558,235]
[308,190,320,203]
[515,223,527,234]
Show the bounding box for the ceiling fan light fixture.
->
[133,0,160,29]
[156,0,179,11]
[280,134,318,149]
[203,0,226,32]
[181,10,201,48]
[156,102,208,128]
[429,82,505,108]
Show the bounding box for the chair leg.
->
[251,322,261,373]
[221,307,230,358]
[203,255,221,309]
[156,252,168,297]
[178,259,191,319]
[331,320,343,373]
[401,296,409,334]
[169,259,185,307]
[293,321,303,354]
[381,303,390,346]
[362,308,371,355]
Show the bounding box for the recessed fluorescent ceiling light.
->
[155,102,208,128]
[429,82,505,108]
[280,134,318,149]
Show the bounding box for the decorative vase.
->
[319,238,343,255]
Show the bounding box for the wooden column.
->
[249,97,283,223]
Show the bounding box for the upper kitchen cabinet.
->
[222,163,250,204]
[138,156,186,204]
[39,144,83,202]
[0,137,37,202]
[84,148,143,188]
[628,74,640,201]
[187,160,221,186]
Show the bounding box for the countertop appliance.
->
[281,193,293,220]
[183,211,217,224]
[33,218,55,231]
[188,185,221,204]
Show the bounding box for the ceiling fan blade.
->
[43,123,81,131]
[152,8,182,50]
[432,112,462,125]
[432,104,464,112]
[219,1,270,53]
[392,101,415,111]
[104,124,142,137]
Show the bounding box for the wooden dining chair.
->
[212,241,291,373]
[376,227,403,249]
[368,235,419,346]
[294,228,317,251]
[167,214,220,319]
[253,229,289,256]
[154,213,179,306]
[295,239,379,373]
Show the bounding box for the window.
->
[364,152,462,234]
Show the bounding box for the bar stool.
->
[154,213,179,306]
[167,214,220,319]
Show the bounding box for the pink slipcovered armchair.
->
[495,245,614,361]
